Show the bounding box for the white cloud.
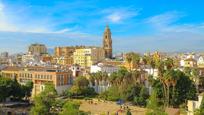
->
[0,1,70,34]
[0,2,19,32]
[0,2,3,11]
[0,2,36,32]
[54,28,72,33]
[146,11,182,28]
[107,13,122,23]
[146,11,204,33]
[102,7,139,23]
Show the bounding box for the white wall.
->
[144,68,158,78]
[90,64,119,75]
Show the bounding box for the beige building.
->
[73,47,105,68]
[197,56,204,67]
[187,94,203,115]
[53,56,73,66]
[180,58,197,68]
[54,46,85,65]
[28,43,47,55]
[22,52,40,64]
[1,66,73,96]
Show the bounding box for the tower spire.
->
[103,25,112,59]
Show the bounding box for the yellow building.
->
[53,56,73,66]
[183,58,197,67]
[73,47,105,68]
[54,46,85,65]
[152,51,162,62]
[124,60,137,71]
[101,59,124,67]
[28,43,47,55]
[1,66,73,96]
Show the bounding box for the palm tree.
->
[164,69,178,106]
[163,71,172,107]
[89,74,95,86]
[131,70,140,85]
[192,68,199,93]
[164,58,174,70]
[163,69,179,107]
[147,57,156,76]
[126,53,133,71]
[109,72,117,85]
[156,60,168,107]
[142,55,148,65]
[132,53,140,70]
[125,52,141,71]
[171,71,178,106]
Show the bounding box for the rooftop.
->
[1,66,69,72]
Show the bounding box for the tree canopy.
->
[30,83,57,115]
[0,76,33,102]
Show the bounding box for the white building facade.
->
[90,63,119,75]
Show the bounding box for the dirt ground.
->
[79,99,146,115]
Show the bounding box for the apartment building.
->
[73,47,105,68]
[1,66,73,96]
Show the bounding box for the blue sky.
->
[0,0,204,54]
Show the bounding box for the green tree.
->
[101,86,120,101]
[126,53,133,70]
[191,68,200,93]
[172,72,197,106]
[21,81,33,100]
[69,76,96,97]
[152,70,197,107]
[10,78,23,99]
[146,90,167,115]
[0,77,13,101]
[30,83,57,115]
[125,52,140,70]
[134,86,149,106]
[164,58,174,70]
[60,101,87,115]
[163,69,178,107]
[100,67,149,103]
[0,77,33,102]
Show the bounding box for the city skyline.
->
[0,0,204,53]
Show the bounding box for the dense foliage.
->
[60,101,88,115]
[0,76,33,102]
[98,53,197,109]
[67,76,96,98]
[31,83,88,115]
[146,90,167,115]
[30,83,58,115]
[151,69,197,107]
[99,67,149,106]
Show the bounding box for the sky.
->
[0,0,204,54]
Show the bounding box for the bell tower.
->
[103,25,112,58]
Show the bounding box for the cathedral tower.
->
[103,25,112,59]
